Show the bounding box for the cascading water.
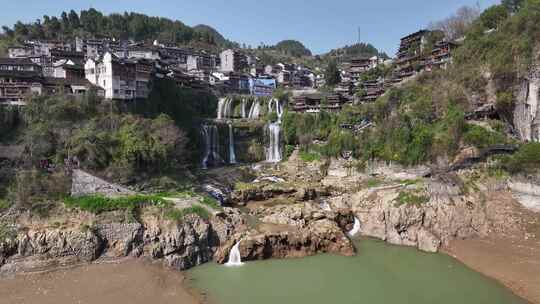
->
[266,123,282,162]
[225,241,243,267]
[267,98,284,122]
[248,98,261,120]
[201,124,222,169]
[217,97,233,120]
[228,122,237,164]
[348,217,361,237]
[241,98,247,119]
[266,98,283,163]
[217,97,226,120]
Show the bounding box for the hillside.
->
[282,0,540,172]
[193,24,238,48]
[0,9,235,48]
[274,40,312,57]
[324,43,389,62]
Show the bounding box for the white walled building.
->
[85,52,137,100]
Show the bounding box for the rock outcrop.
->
[509,178,540,212]
[214,202,355,263]
[0,207,246,275]
[329,178,526,253]
[514,62,540,142]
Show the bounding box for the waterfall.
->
[228,122,237,164]
[348,217,361,237]
[241,98,247,119]
[265,98,283,162]
[248,98,260,120]
[225,241,243,266]
[217,97,226,120]
[201,124,222,169]
[266,122,282,162]
[217,97,233,120]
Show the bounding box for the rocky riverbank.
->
[0,206,246,275]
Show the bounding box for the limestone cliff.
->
[0,208,246,275]
[514,63,540,142]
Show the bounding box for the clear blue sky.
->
[1,0,500,55]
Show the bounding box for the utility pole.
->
[358,27,361,44]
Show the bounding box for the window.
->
[103,80,106,86]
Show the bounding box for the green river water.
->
[188,239,526,304]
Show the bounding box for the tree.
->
[502,0,525,12]
[68,10,80,29]
[325,60,341,86]
[429,5,481,40]
[480,5,510,29]
[274,40,312,57]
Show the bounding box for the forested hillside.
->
[282,0,540,174]
[0,8,237,50]
[324,43,389,62]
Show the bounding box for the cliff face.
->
[514,63,540,142]
[214,202,356,263]
[328,178,526,253]
[0,208,246,275]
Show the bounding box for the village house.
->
[112,45,161,61]
[428,40,459,70]
[84,52,154,100]
[394,30,432,81]
[291,93,349,113]
[359,79,385,103]
[220,49,248,72]
[0,58,43,104]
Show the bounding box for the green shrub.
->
[64,194,169,214]
[394,191,429,207]
[201,195,222,210]
[463,124,509,149]
[500,142,540,173]
[366,178,383,188]
[0,223,16,243]
[299,151,321,162]
[165,205,210,222]
[0,199,10,211]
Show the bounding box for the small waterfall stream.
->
[266,98,283,163]
[348,217,361,237]
[248,98,261,120]
[228,122,237,164]
[266,123,282,162]
[225,241,243,267]
[241,98,247,119]
[201,124,222,169]
[217,97,233,120]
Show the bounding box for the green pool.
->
[188,239,525,304]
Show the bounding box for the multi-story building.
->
[0,58,43,104]
[428,40,459,70]
[52,59,85,81]
[394,30,431,80]
[76,37,115,60]
[220,49,248,72]
[291,93,349,113]
[113,46,161,61]
[85,52,143,100]
[360,80,385,102]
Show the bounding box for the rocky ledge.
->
[214,202,355,263]
[329,177,528,253]
[0,207,246,275]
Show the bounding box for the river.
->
[187,238,526,304]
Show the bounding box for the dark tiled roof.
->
[0,57,37,65]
